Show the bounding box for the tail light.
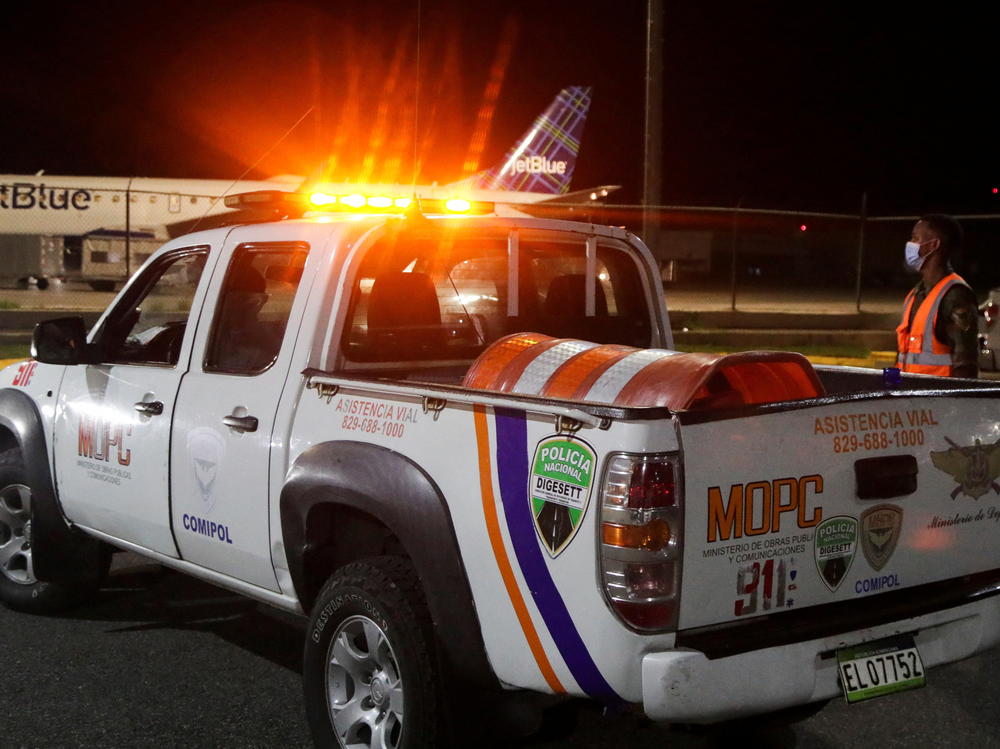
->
[599,452,683,631]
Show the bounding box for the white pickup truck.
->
[2,192,999,748]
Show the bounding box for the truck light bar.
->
[223,190,493,216]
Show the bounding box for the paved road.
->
[2,554,999,748]
[0,282,117,311]
[0,280,906,315]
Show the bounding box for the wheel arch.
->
[280,440,498,690]
[0,388,103,583]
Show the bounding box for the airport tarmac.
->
[0,279,904,313]
[665,283,901,314]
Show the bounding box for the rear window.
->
[340,229,652,364]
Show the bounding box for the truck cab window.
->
[96,248,208,366]
[204,243,309,375]
[522,239,650,344]
[341,230,651,369]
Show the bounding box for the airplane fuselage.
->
[0,175,568,237]
[0,175,302,237]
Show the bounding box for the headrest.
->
[228,264,267,294]
[544,274,608,317]
[368,272,441,330]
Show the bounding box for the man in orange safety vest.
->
[896,214,978,378]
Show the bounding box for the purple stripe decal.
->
[494,407,623,704]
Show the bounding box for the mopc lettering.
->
[78,416,132,466]
[708,475,824,542]
[0,182,92,210]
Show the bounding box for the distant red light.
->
[799,224,807,232]
[993,187,999,194]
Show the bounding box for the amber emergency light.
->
[223,190,493,216]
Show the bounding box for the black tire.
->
[88,280,116,292]
[303,556,440,749]
[0,448,109,614]
[532,699,580,742]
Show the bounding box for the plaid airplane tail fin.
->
[469,86,591,195]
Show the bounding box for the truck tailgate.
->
[679,393,1000,630]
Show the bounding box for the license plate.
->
[836,634,926,704]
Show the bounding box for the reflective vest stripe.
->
[917,278,955,357]
[902,351,953,365]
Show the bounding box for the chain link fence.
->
[2,183,998,317]
[535,200,1000,313]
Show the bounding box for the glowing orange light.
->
[340,194,366,208]
[394,197,412,208]
[446,198,472,212]
[309,192,337,206]
[367,196,393,208]
[602,519,671,551]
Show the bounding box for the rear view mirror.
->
[31,317,91,365]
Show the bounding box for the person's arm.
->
[936,285,979,378]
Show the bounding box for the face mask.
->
[905,240,936,272]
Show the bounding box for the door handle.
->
[223,414,258,433]
[134,400,164,416]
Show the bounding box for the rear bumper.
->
[641,596,1000,723]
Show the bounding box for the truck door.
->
[52,245,214,555]
[169,236,310,592]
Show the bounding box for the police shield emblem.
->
[186,427,226,514]
[860,504,903,571]
[529,436,596,558]
[813,515,858,591]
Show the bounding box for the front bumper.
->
[641,596,1000,723]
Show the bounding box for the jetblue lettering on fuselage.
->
[0,183,92,211]
[182,513,234,544]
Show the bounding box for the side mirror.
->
[31,317,93,365]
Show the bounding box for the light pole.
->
[643,0,663,257]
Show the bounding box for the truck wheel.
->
[303,556,440,749]
[0,448,108,613]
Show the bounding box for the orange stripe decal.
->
[473,404,565,693]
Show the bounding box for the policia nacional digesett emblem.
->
[813,515,858,591]
[529,436,596,558]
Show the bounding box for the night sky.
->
[3,2,997,216]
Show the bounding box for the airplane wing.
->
[528,185,621,204]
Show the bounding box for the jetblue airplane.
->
[0,87,615,241]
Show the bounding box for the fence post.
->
[729,197,742,311]
[854,191,867,312]
[642,0,664,259]
[125,178,132,280]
